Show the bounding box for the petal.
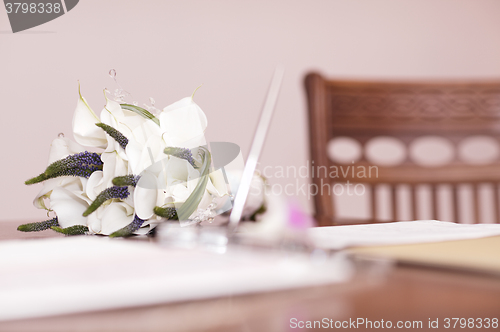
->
[103,133,128,160]
[133,226,151,235]
[160,97,208,148]
[87,213,101,234]
[100,94,133,161]
[72,86,107,148]
[100,92,125,125]
[125,140,143,175]
[50,187,89,228]
[33,176,90,209]
[86,171,103,201]
[197,190,213,211]
[98,202,135,235]
[134,171,158,220]
[169,183,191,203]
[208,169,229,196]
[126,135,165,175]
[66,177,92,205]
[244,174,266,216]
[226,170,243,196]
[33,177,61,209]
[99,152,128,190]
[48,138,86,164]
[165,157,199,185]
[129,119,163,145]
[225,170,265,218]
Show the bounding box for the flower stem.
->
[17,218,59,232]
[83,186,130,217]
[51,225,88,235]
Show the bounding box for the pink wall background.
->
[2,0,500,222]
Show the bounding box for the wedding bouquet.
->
[19,84,234,237]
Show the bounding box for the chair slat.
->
[452,185,460,224]
[371,185,377,223]
[411,185,418,220]
[431,185,438,220]
[473,184,481,224]
[391,185,398,221]
[494,184,500,224]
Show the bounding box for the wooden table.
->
[1,221,500,332]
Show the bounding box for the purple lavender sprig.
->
[82,186,129,216]
[109,215,146,237]
[153,206,179,220]
[25,152,103,185]
[112,174,140,187]
[163,147,195,167]
[95,123,129,149]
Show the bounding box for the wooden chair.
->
[304,72,500,226]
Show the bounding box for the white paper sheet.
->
[308,220,500,250]
[0,237,350,321]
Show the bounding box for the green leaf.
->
[51,225,88,235]
[120,104,160,125]
[163,146,211,221]
[17,218,59,232]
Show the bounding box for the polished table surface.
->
[1,221,500,332]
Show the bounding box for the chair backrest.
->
[304,72,500,226]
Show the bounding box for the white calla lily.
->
[126,134,165,175]
[72,87,107,148]
[48,137,86,164]
[160,97,208,148]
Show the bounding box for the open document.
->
[0,236,351,321]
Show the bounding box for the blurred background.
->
[2,0,500,223]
